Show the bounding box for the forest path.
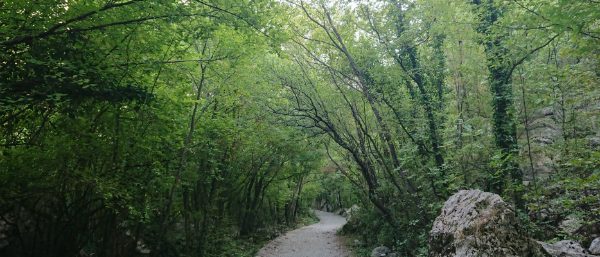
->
[256,210,351,257]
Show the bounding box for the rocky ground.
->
[429,189,600,257]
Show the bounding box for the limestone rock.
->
[371,246,390,257]
[561,215,584,236]
[539,240,597,257]
[554,240,587,253]
[345,204,360,219]
[429,189,548,257]
[589,238,600,255]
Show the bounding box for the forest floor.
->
[256,210,351,257]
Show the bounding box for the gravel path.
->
[256,210,351,257]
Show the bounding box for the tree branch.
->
[1,0,144,46]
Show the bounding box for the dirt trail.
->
[256,210,351,257]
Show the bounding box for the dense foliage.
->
[1,1,598,257]
[0,1,322,256]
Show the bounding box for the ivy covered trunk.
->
[473,0,523,199]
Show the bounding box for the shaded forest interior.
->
[0,0,599,256]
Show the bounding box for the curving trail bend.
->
[256,210,351,257]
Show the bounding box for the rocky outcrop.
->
[540,240,596,257]
[561,215,585,235]
[429,189,547,257]
[554,240,587,253]
[521,102,600,181]
[590,238,600,255]
[519,106,562,182]
[429,190,600,257]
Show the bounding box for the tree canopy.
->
[1,0,598,256]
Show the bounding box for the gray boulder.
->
[428,189,600,257]
[554,240,587,253]
[521,106,562,180]
[589,238,600,255]
[540,240,597,257]
[371,246,390,257]
[560,215,584,236]
[345,204,360,219]
[429,190,548,257]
